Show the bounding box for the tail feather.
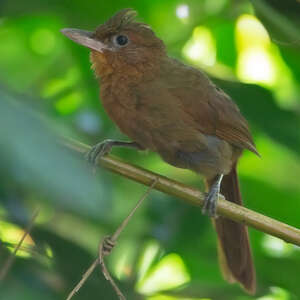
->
[207,165,256,294]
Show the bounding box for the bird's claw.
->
[85,140,114,166]
[202,174,223,218]
[202,190,219,218]
[102,236,116,256]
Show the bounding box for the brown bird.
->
[61,9,259,294]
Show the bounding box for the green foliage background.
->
[0,0,300,299]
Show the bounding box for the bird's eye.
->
[113,35,129,47]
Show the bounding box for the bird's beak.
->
[61,28,110,53]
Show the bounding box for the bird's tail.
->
[206,164,256,294]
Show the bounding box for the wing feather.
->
[165,64,259,156]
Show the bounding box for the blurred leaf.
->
[211,20,237,68]
[252,0,300,89]
[214,79,300,155]
[279,47,300,89]
[252,0,300,48]
[0,89,112,221]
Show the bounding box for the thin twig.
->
[0,208,40,281]
[66,258,99,300]
[62,137,300,247]
[66,181,157,300]
[111,179,158,243]
[99,179,157,300]
[99,242,125,300]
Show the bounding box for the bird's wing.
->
[166,69,259,156]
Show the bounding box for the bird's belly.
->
[156,135,237,179]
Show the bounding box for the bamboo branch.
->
[63,137,300,247]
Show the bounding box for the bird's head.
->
[61,9,166,79]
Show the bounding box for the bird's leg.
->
[202,174,224,217]
[85,139,144,166]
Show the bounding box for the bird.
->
[61,8,259,294]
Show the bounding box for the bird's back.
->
[159,57,258,156]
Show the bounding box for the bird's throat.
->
[90,51,113,78]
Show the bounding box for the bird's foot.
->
[102,236,116,256]
[202,174,223,218]
[85,139,114,166]
[202,189,219,218]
